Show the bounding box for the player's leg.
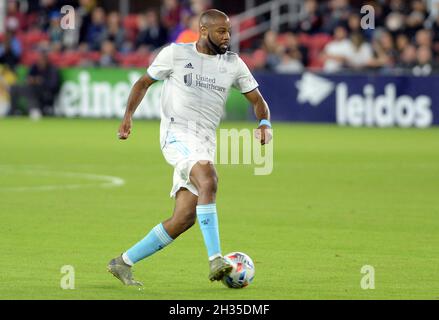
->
[162,188,198,239]
[189,161,232,281]
[123,188,197,263]
[107,188,197,285]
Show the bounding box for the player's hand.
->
[118,117,132,140]
[255,125,272,145]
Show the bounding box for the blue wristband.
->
[259,119,272,128]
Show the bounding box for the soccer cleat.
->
[107,256,143,286]
[208,256,233,281]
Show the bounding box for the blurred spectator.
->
[275,48,304,74]
[9,50,61,116]
[322,25,351,73]
[161,0,182,32]
[190,0,212,15]
[0,31,21,71]
[347,12,362,34]
[98,40,118,67]
[283,31,308,67]
[176,14,199,43]
[322,0,352,34]
[383,0,408,16]
[103,12,127,52]
[260,30,283,71]
[368,29,398,71]
[37,0,58,31]
[345,32,374,71]
[383,0,408,34]
[2,0,439,74]
[405,0,428,37]
[47,11,64,52]
[415,29,433,48]
[426,0,439,26]
[395,33,410,52]
[396,44,417,70]
[431,14,439,56]
[5,0,27,32]
[412,45,439,75]
[78,0,96,46]
[296,0,323,35]
[136,10,168,50]
[169,10,192,42]
[0,64,17,117]
[384,10,405,34]
[86,7,107,51]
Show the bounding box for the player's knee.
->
[198,176,218,196]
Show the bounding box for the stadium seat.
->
[251,49,267,69]
[298,33,312,47]
[123,14,139,42]
[25,13,39,29]
[118,52,150,68]
[240,53,256,70]
[238,17,257,50]
[62,51,83,66]
[85,51,101,64]
[298,33,333,71]
[21,50,40,65]
[21,30,49,51]
[310,33,332,50]
[48,51,63,65]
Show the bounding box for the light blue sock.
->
[197,203,222,259]
[123,223,173,265]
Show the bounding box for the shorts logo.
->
[184,73,193,86]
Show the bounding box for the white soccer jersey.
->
[146,42,259,148]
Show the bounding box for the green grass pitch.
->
[0,118,438,299]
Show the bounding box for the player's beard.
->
[207,34,228,55]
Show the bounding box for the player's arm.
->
[118,74,156,140]
[244,88,272,145]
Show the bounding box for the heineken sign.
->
[54,68,249,120]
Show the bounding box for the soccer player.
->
[108,9,272,286]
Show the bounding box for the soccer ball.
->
[221,252,255,289]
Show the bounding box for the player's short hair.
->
[199,9,229,28]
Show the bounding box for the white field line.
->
[0,166,125,192]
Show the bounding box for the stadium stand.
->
[1,0,439,74]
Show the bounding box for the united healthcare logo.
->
[295,72,433,128]
[184,73,193,86]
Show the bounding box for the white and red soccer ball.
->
[222,252,255,289]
